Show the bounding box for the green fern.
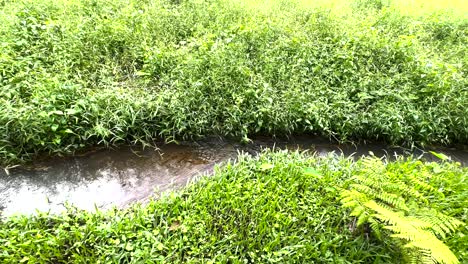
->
[340,157,464,264]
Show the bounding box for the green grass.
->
[0,0,467,165]
[1,1,466,261]
[1,150,466,263]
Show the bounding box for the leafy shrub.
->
[0,0,467,165]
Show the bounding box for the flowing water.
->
[1,136,467,216]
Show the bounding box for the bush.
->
[0,0,467,165]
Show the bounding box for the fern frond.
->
[413,209,464,238]
[356,212,370,227]
[350,205,366,218]
[406,170,436,193]
[404,236,459,264]
[368,217,382,240]
[339,157,463,264]
[350,183,376,198]
[375,192,409,212]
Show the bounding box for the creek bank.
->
[1,136,467,216]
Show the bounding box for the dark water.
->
[1,137,467,216]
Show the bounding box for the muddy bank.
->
[1,137,467,216]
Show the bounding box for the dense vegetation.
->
[340,155,466,264]
[1,151,466,263]
[1,0,467,262]
[0,0,467,165]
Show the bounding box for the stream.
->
[1,136,467,216]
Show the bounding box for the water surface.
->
[1,137,467,216]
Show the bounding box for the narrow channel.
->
[1,136,467,216]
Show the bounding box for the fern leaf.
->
[340,157,463,264]
[356,212,369,227]
[368,218,382,240]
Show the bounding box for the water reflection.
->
[1,137,467,216]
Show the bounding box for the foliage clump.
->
[0,151,466,263]
[0,0,467,165]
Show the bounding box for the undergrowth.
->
[0,0,467,165]
[0,151,466,263]
[341,157,466,264]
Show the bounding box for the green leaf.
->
[51,124,59,132]
[303,167,322,178]
[429,151,450,161]
[65,108,80,115]
[259,163,274,171]
[50,110,64,115]
[432,164,443,174]
[135,71,151,76]
[157,243,164,251]
[125,243,134,251]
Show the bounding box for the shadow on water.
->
[1,136,467,216]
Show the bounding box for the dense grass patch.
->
[1,151,466,263]
[1,0,467,164]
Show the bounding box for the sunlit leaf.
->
[259,163,274,171]
[429,151,450,161]
[303,167,322,177]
